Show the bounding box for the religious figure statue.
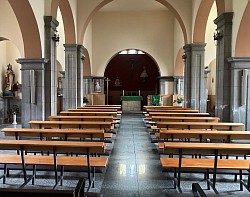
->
[114,77,121,86]
[5,64,15,91]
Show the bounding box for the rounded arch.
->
[216,0,225,16]
[174,48,184,76]
[235,1,250,56]
[80,0,188,44]
[104,48,161,76]
[51,0,76,44]
[80,0,113,43]
[155,0,188,44]
[8,0,42,58]
[193,0,215,43]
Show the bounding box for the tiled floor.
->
[1,113,250,196]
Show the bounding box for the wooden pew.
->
[156,129,250,143]
[48,115,114,122]
[60,111,118,117]
[29,120,113,130]
[78,106,121,110]
[146,109,199,113]
[0,178,85,197]
[68,108,119,112]
[161,142,250,193]
[1,128,112,142]
[156,122,244,131]
[0,139,107,190]
[151,116,220,122]
[147,112,210,117]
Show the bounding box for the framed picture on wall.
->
[94,79,101,93]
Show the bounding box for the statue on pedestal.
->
[3,64,15,96]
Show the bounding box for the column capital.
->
[214,12,234,27]
[17,58,48,70]
[44,16,59,30]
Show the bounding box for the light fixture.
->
[182,54,187,62]
[52,30,60,46]
[213,29,223,45]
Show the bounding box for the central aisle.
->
[100,113,171,197]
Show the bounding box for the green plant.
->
[83,97,89,103]
[174,96,184,104]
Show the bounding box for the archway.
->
[104,49,160,107]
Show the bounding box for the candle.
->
[139,90,140,96]
[123,90,124,96]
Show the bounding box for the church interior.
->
[0,0,250,196]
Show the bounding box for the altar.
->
[120,96,143,111]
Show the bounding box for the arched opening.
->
[104,49,160,107]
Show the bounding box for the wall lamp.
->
[213,29,223,41]
[182,54,187,62]
[52,31,60,46]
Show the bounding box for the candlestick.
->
[139,90,140,96]
[123,90,124,96]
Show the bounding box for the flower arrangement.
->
[174,96,184,104]
[83,97,89,104]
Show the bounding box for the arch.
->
[80,0,113,43]
[193,0,215,43]
[80,0,188,44]
[155,0,187,44]
[174,48,184,76]
[235,1,250,56]
[51,0,76,44]
[8,0,42,58]
[216,0,225,16]
[104,48,161,76]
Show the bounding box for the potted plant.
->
[174,96,184,106]
[83,97,89,106]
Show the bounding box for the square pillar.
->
[16,58,48,128]
[183,43,207,112]
[228,57,250,130]
[214,12,233,121]
[44,16,59,117]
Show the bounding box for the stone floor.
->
[0,113,250,196]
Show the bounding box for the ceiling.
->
[100,0,167,12]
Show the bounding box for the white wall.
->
[57,8,66,71]
[0,0,24,57]
[84,21,93,73]
[92,10,174,76]
[0,41,21,93]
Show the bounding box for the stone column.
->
[158,76,174,95]
[214,12,233,121]
[228,57,250,130]
[83,76,93,96]
[173,76,184,95]
[63,44,79,110]
[183,43,207,112]
[44,16,59,118]
[77,45,85,107]
[16,58,48,128]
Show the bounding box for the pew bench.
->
[0,140,108,191]
[0,178,85,197]
[29,120,113,130]
[156,122,244,131]
[1,128,113,143]
[60,111,118,118]
[160,142,250,193]
[155,130,250,143]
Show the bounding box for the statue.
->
[114,77,121,86]
[3,64,15,96]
